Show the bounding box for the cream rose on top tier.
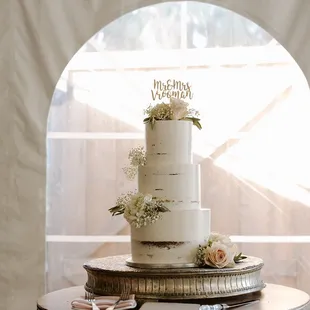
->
[170,98,189,120]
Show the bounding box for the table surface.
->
[37,283,310,310]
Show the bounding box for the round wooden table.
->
[37,283,310,310]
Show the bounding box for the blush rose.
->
[204,241,237,268]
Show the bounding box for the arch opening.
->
[46,1,310,293]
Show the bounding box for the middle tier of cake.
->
[138,164,200,208]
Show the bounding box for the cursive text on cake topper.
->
[151,79,194,101]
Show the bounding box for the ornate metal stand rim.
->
[84,282,266,300]
[83,255,264,276]
[84,255,265,300]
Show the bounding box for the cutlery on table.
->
[85,291,100,310]
[106,288,131,310]
[199,299,259,309]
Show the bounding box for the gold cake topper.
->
[151,79,194,101]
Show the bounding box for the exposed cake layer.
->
[138,164,200,206]
[131,240,201,265]
[130,209,211,265]
[146,120,192,165]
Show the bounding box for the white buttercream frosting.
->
[145,120,192,165]
[138,164,200,206]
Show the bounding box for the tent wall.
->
[0,0,309,309]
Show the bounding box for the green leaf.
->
[108,205,125,216]
[143,116,157,130]
[193,120,202,130]
[235,252,241,259]
[183,117,202,130]
[157,205,170,213]
[234,252,247,262]
[150,117,156,129]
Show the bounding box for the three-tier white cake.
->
[87,95,264,299]
[129,120,211,267]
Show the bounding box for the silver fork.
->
[106,288,131,310]
[85,290,100,310]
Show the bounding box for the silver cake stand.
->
[84,254,265,303]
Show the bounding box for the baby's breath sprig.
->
[143,103,173,128]
[122,146,146,180]
[196,244,207,266]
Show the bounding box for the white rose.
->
[204,242,236,269]
[209,232,233,246]
[144,194,152,203]
[124,205,137,224]
[170,97,189,120]
[124,194,143,226]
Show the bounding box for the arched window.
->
[46,1,310,293]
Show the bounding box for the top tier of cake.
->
[145,120,192,166]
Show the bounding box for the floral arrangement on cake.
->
[196,232,246,269]
[143,97,202,129]
[122,146,146,180]
[109,145,169,228]
[108,192,170,228]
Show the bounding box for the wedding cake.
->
[109,95,212,268]
[109,81,246,269]
[130,119,211,266]
[82,82,265,302]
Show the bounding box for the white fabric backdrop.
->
[0,0,310,309]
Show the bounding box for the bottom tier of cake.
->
[130,209,211,267]
[83,255,265,301]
